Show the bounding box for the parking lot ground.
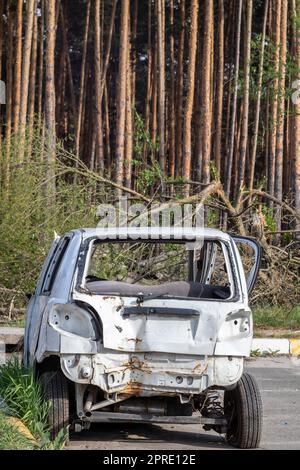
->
[68,357,300,450]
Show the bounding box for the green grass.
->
[250,348,280,357]
[0,359,66,450]
[253,305,300,329]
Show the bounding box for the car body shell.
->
[24,227,260,411]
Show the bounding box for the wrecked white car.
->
[24,227,262,448]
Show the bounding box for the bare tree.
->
[13,0,23,134]
[268,0,282,199]
[38,0,45,128]
[18,0,35,162]
[44,0,56,169]
[225,0,242,195]
[28,7,38,156]
[125,18,133,189]
[214,0,224,175]
[76,0,91,163]
[237,0,253,193]
[201,0,214,185]
[144,0,152,165]
[168,0,175,179]
[292,0,300,235]
[115,0,129,188]
[157,0,166,174]
[249,0,269,191]
[175,0,185,177]
[100,0,117,100]
[182,0,198,188]
[5,4,14,187]
[274,0,288,236]
[94,0,103,172]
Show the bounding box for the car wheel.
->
[41,370,70,441]
[224,372,262,448]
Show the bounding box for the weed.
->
[0,359,67,449]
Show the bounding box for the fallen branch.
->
[241,190,300,222]
[216,187,246,235]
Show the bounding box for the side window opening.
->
[205,243,230,287]
[194,241,233,299]
[232,236,261,294]
[42,237,70,294]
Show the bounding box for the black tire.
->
[224,372,262,449]
[41,370,70,441]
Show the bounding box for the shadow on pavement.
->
[69,422,232,450]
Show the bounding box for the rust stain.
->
[192,363,208,375]
[121,357,152,374]
[121,381,143,396]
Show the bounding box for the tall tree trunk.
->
[175,0,185,177]
[59,5,77,141]
[292,0,300,235]
[104,83,111,177]
[94,0,103,173]
[115,0,129,188]
[125,22,133,188]
[268,0,282,199]
[56,1,67,137]
[201,0,214,185]
[144,0,152,165]
[182,0,198,188]
[274,0,288,237]
[194,31,203,182]
[157,0,166,175]
[100,0,117,101]
[5,5,14,189]
[223,16,235,181]
[225,0,242,195]
[284,83,292,195]
[18,0,35,162]
[249,0,268,191]
[38,0,45,129]
[45,0,56,172]
[151,29,158,148]
[90,125,97,172]
[214,0,224,175]
[76,0,91,163]
[237,0,253,193]
[13,0,23,135]
[28,7,38,157]
[131,0,138,112]
[0,1,3,80]
[0,0,3,158]
[168,0,175,180]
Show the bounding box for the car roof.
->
[71,227,231,242]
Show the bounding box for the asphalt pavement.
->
[68,357,300,450]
